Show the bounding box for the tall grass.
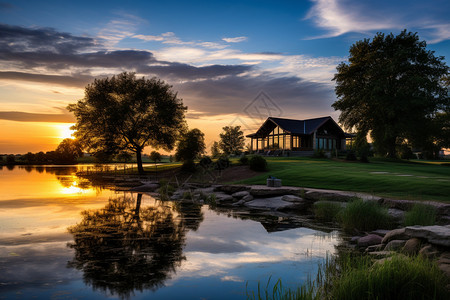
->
[404,203,437,226]
[313,201,343,222]
[330,254,449,300]
[338,198,391,233]
[246,254,449,300]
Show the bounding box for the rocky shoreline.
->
[84,174,450,281]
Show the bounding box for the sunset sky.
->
[0,0,449,154]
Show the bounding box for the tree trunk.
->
[134,193,142,219]
[136,149,144,175]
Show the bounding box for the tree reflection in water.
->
[67,194,203,299]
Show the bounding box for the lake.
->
[0,165,340,299]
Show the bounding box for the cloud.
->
[0,109,75,123]
[305,0,450,43]
[0,71,93,88]
[133,32,228,49]
[222,36,248,43]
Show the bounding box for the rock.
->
[214,185,250,194]
[350,236,362,244]
[242,194,254,202]
[380,199,415,210]
[304,190,352,202]
[245,197,293,210]
[130,183,159,192]
[402,238,422,255]
[382,228,409,244]
[366,244,383,252]
[250,187,300,197]
[419,245,440,259]
[232,191,250,199]
[232,200,246,206]
[358,234,383,248]
[368,251,393,258]
[438,263,450,278]
[387,208,405,221]
[384,240,406,251]
[369,229,390,238]
[214,193,235,203]
[281,195,304,202]
[404,225,450,248]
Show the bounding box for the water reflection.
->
[67,194,204,298]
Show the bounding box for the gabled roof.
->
[247,116,345,138]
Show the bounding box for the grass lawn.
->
[235,157,450,202]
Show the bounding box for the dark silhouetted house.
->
[246,116,351,156]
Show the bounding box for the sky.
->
[0,0,449,154]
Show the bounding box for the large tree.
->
[332,30,449,157]
[68,72,186,173]
[219,125,245,155]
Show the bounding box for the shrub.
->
[313,149,326,158]
[199,156,212,167]
[239,155,249,165]
[215,156,230,170]
[345,150,357,161]
[181,160,197,173]
[313,201,343,222]
[404,203,437,226]
[338,198,391,233]
[249,155,267,171]
[330,254,449,300]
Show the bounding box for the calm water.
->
[0,165,340,299]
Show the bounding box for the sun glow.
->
[56,123,76,140]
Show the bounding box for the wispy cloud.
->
[0,109,75,123]
[222,36,248,43]
[133,32,228,49]
[305,0,450,43]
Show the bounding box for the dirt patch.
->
[216,165,265,183]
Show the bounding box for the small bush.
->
[338,198,391,233]
[345,150,357,161]
[215,156,230,170]
[249,155,267,171]
[313,149,326,158]
[181,160,197,172]
[199,156,212,167]
[239,155,249,165]
[331,254,449,300]
[404,203,437,226]
[313,201,343,222]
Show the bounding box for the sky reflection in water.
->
[0,166,339,299]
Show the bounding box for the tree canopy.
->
[68,72,186,173]
[175,128,206,162]
[219,126,245,156]
[332,30,449,157]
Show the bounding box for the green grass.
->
[313,201,343,223]
[404,203,437,226]
[246,254,449,300]
[235,157,450,202]
[338,198,391,233]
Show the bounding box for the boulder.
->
[358,234,383,248]
[384,240,406,251]
[382,228,409,244]
[350,236,362,244]
[214,193,235,203]
[245,197,293,210]
[232,191,251,199]
[404,225,450,248]
[387,208,405,221]
[419,245,440,259]
[250,187,299,197]
[304,190,352,202]
[214,185,250,194]
[366,244,383,252]
[402,238,422,255]
[369,229,390,238]
[242,194,254,202]
[281,195,304,202]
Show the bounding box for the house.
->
[246,116,351,156]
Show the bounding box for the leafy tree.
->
[332,30,449,158]
[219,126,245,155]
[55,138,83,164]
[68,72,186,174]
[150,151,162,163]
[210,141,221,158]
[175,128,206,162]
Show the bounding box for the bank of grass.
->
[404,203,437,226]
[235,157,450,202]
[338,198,392,232]
[248,254,449,300]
